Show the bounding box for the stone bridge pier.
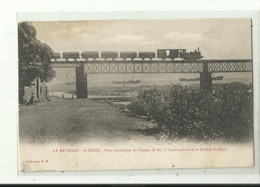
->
[76,62,88,99]
[200,62,212,93]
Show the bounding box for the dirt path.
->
[19,97,155,144]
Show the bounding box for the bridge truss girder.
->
[51,59,252,73]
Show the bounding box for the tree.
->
[18,22,56,103]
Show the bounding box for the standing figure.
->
[28,93,35,106]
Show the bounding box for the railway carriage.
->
[62,52,80,60]
[52,53,61,60]
[81,51,99,60]
[101,51,118,60]
[139,52,156,60]
[120,52,137,60]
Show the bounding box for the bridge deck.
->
[51,59,252,73]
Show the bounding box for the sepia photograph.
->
[18,18,254,171]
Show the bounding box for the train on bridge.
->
[52,48,203,61]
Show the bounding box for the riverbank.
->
[19,84,254,171]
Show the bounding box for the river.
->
[48,71,252,99]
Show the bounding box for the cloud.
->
[98,34,161,51]
[101,34,145,43]
[50,26,88,41]
[163,31,211,43]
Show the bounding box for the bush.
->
[130,83,253,141]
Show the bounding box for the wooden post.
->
[35,77,41,101]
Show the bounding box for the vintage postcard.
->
[18,18,254,171]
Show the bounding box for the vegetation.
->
[129,83,253,141]
[18,22,56,103]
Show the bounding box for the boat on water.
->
[179,77,200,81]
[113,80,141,84]
[212,76,225,80]
[113,73,141,84]
[179,76,224,81]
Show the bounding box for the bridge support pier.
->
[200,62,212,93]
[76,63,88,99]
[200,72,212,93]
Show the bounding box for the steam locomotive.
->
[53,48,202,61]
[157,48,202,61]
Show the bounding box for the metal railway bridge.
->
[51,59,253,98]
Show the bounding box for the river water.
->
[48,71,252,99]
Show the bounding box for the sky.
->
[31,19,252,60]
